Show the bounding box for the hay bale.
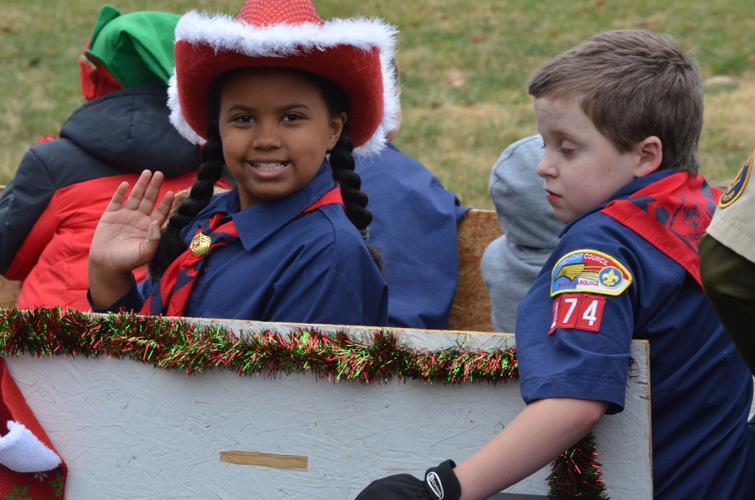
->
[448,209,502,332]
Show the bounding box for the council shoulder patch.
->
[550,249,632,297]
[718,149,753,208]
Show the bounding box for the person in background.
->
[357,130,467,329]
[700,148,755,376]
[482,135,564,332]
[0,5,203,310]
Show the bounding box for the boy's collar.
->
[560,169,676,235]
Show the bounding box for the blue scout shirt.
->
[516,170,754,499]
[106,162,388,326]
[357,141,467,328]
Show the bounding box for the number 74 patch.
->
[548,294,606,334]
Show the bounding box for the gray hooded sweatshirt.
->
[481,135,565,332]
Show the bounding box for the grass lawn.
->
[1,0,753,208]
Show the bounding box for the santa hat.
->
[79,4,180,101]
[168,0,399,156]
[0,359,66,499]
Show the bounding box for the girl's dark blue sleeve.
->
[88,274,150,313]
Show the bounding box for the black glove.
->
[355,459,461,500]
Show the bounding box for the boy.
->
[358,30,754,499]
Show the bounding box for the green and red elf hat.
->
[79,4,179,101]
[168,0,400,156]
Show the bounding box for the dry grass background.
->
[0,0,753,208]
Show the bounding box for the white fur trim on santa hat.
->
[0,420,61,473]
[168,11,399,157]
[167,74,206,146]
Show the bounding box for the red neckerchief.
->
[600,172,720,287]
[141,186,344,317]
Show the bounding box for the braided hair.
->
[327,123,383,270]
[148,78,227,277]
[308,72,383,270]
[149,69,382,277]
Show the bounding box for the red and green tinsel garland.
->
[548,434,608,498]
[0,307,607,497]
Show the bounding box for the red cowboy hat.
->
[168,0,399,156]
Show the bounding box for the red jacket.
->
[0,84,202,310]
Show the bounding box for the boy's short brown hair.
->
[528,29,703,173]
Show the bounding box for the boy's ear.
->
[327,112,347,151]
[633,136,663,177]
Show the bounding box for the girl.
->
[88,0,400,326]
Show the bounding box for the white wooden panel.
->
[6,320,651,499]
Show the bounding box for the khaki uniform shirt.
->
[707,149,755,263]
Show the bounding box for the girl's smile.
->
[244,160,291,178]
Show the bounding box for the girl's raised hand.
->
[90,170,175,273]
[88,170,175,308]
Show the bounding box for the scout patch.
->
[550,249,632,297]
[718,149,753,208]
[549,294,606,334]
